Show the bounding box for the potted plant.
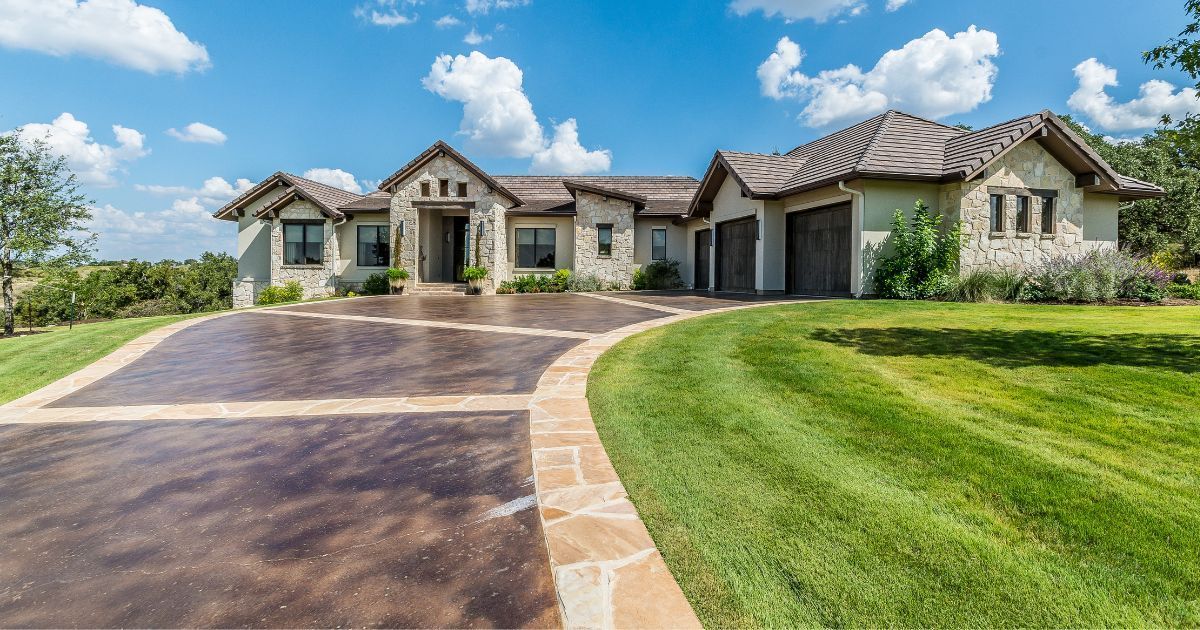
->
[387,267,409,294]
[462,265,488,295]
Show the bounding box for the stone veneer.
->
[574,191,636,289]
[268,202,337,299]
[231,280,268,308]
[944,140,1092,272]
[388,155,508,293]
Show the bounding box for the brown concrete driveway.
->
[0,292,800,628]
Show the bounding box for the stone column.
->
[390,194,419,282]
[471,196,507,294]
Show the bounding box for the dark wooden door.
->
[786,204,852,296]
[694,229,711,290]
[716,217,756,293]
[452,216,468,282]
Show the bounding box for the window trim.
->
[651,227,667,261]
[282,220,325,266]
[1041,196,1056,234]
[597,223,613,257]
[515,226,557,269]
[356,224,391,268]
[989,194,1005,233]
[1016,195,1032,233]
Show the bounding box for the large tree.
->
[0,133,93,335]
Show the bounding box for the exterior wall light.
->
[398,220,406,237]
[478,220,486,236]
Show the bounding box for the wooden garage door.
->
[694,229,710,290]
[717,217,756,293]
[787,204,852,296]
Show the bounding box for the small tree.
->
[874,200,962,299]
[0,133,94,335]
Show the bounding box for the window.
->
[438,179,449,197]
[597,224,613,256]
[651,228,667,261]
[516,227,556,268]
[457,182,468,197]
[283,222,323,265]
[357,225,390,267]
[989,194,1005,232]
[420,181,431,197]
[1016,196,1031,232]
[1041,196,1056,234]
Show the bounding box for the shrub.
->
[874,201,963,299]
[550,268,571,292]
[631,268,647,290]
[642,260,683,290]
[567,273,604,292]
[496,283,516,294]
[462,266,489,281]
[362,272,390,295]
[1028,250,1170,303]
[386,267,409,281]
[502,272,569,294]
[256,281,303,305]
[1167,282,1200,299]
[943,269,1029,303]
[115,298,181,318]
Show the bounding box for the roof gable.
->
[213,172,364,220]
[377,140,523,206]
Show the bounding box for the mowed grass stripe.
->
[588,301,1200,628]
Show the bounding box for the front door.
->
[694,229,711,290]
[452,216,469,282]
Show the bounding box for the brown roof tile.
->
[492,175,698,216]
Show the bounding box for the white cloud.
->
[88,198,228,259]
[7,112,148,187]
[730,0,865,22]
[532,119,612,175]
[465,0,529,15]
[135,176,254,207]
[165,122,227,145]
[302,168,364,194]
[422,51,610,174]
[885,0,910,10]
[435,15,462,27]
[759,26,1000,127]
[0,0,208,74]
[463,27,491,45]
[1068,58,1200,132]
[354,0,418,26]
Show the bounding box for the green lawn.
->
[589,301,1200,628]
[0,314,199,405]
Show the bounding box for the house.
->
[215,110,1163,305]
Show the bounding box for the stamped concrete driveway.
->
[1,292,793,628]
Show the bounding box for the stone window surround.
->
[987,187,1061,239]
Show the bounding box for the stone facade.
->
[574,191,636,289]
[268,202,338,299]
[231,280,269,308]
[944,140,1093,272]
[471,196,508,293]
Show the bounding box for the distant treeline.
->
[16,253,237,326]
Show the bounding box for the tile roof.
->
[717,151,807,196]
[943,112,1042,177]
[213,171,366,220]
[492,175,699,216]
[338,191,391,211]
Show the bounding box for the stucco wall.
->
[236,215,270,281]
[507,216,575,276]
[1082,193,1120,247]
[632,219,686,269]
[859,180,941,294]
[269,201,337,299]
[575,191,636,288]
[335,217,391,287]
[709,174,764,291]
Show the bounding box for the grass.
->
[0,313,199,405]
[588,301,1200,628]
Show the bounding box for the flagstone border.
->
[528,299,818,629]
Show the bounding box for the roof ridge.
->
[852,110,897,174]
[890,110,971,134]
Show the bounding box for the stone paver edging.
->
[528,299,817,629]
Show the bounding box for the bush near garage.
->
[255,281,303,305]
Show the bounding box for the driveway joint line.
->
[252,308,597,339]
[572,291,694,314]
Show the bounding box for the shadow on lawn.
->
[811,327,1200,373]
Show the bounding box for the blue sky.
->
[0,0,1195,260]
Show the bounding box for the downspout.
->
[838,181,866,298]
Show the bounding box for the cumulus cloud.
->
[0,0,208,74]
[1067,58,1200,132]
[885,0,910,10]
[465,0,530,15]
[302,168,364,194]
[759,26,1000,127]
[7,112,148,187]
[135,176,254,207]
[730,0,865,22]
[463,28,491,45]
[354,0,418,26]
[165,122,227,145]
[435,15,462,27]
[422,51,610,174]
[88,198,229,259]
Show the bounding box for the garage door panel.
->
[717,218,756,293]
[788,204,851,296]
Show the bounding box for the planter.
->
[467,278,484,295]
[389,278,407,295]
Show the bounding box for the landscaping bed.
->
[588,300,1200,627]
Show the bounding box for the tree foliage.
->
[0,133,94,334]
[874,200,963,299]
